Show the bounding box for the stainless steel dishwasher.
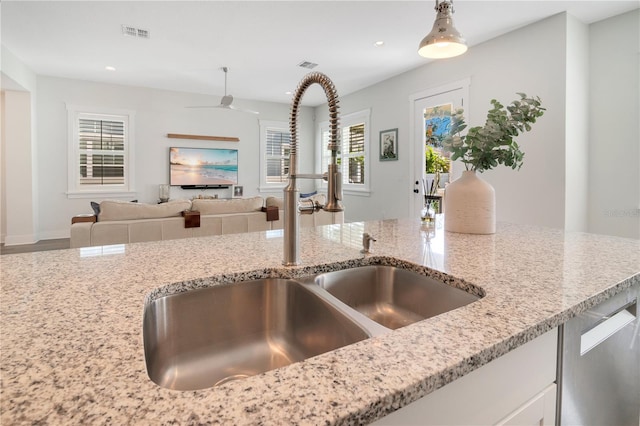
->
[558,284,639,425]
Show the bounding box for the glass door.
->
[410,80,469,218]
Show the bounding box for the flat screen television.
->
[170,147,238,188]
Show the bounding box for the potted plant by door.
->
[425,146,450,188]
[442,93,545,234]
[423,146,450,217]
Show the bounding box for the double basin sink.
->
[143,264,481,391]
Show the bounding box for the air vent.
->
[122,25,137,37]
[121,25,150,39]
[298,61,318,69]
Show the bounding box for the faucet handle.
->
[361,233,377,254]
[324,163,344,212]
[298,198,322,215]
[334,172,342,201]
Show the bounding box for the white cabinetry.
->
[373,328,557,425]
[496,383,556,425]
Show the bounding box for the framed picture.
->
[379,128,398,161]
[232,185,244,198]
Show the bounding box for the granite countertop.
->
[2,219,639,424]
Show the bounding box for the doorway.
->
[409,79,469,218]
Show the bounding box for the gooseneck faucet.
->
[284,72,344,266]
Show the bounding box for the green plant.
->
[425,146,450,174]
[443,93,545,173]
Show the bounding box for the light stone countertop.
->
[1,219,639,425]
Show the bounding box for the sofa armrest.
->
[261,206,279,221]
[71,214,97,225]
[70,222,94,248]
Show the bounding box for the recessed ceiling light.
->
[374,41,385,47]
[285,91,292,95]
[105,66,116,71]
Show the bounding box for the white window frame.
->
[317,108,371,196]
[259,120,291,193]
[66,104,136,198]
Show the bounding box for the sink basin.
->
[144,265,482,390]
[143,278,370,390]
[313,265,480,330]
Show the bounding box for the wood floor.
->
[1,238,70,255]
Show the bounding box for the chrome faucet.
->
[283,72,344,266]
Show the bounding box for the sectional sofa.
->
[70,195,343,248]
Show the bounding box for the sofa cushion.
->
[91,199,138,220]
[98,199,191,222]
[90,201,101,216]
[192,196,263,215]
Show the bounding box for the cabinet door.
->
[372,328,557,425]
[496,383,557,426]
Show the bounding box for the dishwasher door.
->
[558,284,639,426]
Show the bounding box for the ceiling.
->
[2,1,637,106]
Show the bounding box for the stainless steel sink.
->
[312,265,480,330]
[143,278,371,391]
[143,265,481,391]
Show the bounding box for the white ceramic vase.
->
[444,170,496,234]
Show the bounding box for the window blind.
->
[78,118,125,185]
[322,122,365,185]
[344,123,365,184]
[265,128,291,183]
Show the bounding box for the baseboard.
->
[3,233,38,246]
[3,229,70,246]
[38,229,71,241]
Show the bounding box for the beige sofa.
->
[70,195,343,248]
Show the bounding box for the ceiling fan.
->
[187,67,259,115]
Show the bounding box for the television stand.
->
[179,185,230,189]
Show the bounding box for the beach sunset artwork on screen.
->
[170,147,238,186]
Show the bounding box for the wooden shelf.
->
[167,133,239,142]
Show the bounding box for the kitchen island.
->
[2,219,639,424]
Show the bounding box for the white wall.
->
[1,45,37,91]
[316,13,568,228]
[2,90,37,244]
[35,76,314,239]
[1,92,6,242]
[1,45,38,245]
[588,9,640,239]
[5,9,638,242]
[564,15,590,233]
[1,92,4,240]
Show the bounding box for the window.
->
[318,109,370,194]
[67,105,135,198]
[259,120,291,191]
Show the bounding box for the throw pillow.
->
[90,202,100,217]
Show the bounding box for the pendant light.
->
[418,0,467,59]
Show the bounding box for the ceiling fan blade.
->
[220,94,233,107]
[227,104,260,115]
[185,67,259,114]
[186,104,258,114]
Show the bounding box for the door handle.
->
[580,300,637,355]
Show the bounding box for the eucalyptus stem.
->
[442,93,545,173]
